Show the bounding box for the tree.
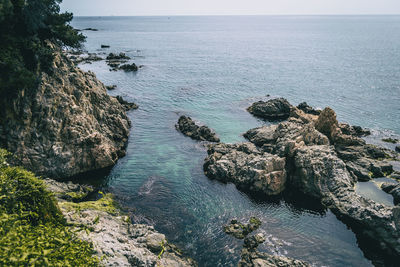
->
[0,0,85,98]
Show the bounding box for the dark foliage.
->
[0,0,85,98]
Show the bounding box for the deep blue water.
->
[72,16,400,266]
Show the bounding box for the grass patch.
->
[0,149,99,266]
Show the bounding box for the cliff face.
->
[0,49,131,179]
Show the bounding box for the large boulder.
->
[204,143,287,195]
[247,98,292,120]
[0,49,131,179]
[176,116,220,142]
[293,145,400,257]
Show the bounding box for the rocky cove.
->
[2,14,400,267]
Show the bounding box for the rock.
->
[204,143,287,195]
[381,183,400,205]
[239,248,310,267]
[382,138,399,144]
[339,123,371,137]
[106,52,130,60]
[223,217,261,239]
[101,45,110,48]
[48,179,196,267]
[247,98,292,120]
[176,116,220,142]
[115,95,138,111]
[243,125,278,147]
[293,145,400,257]
[314,107,340,141]
[106,85,117,90]
[297,102,321,115]
[396,146,400,153]
[206,99,400,259]
[82,28,98,31]
[43,178,94,202]
[0,47,131,179]
[119,63,138,72]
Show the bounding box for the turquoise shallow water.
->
[72,16,400,266]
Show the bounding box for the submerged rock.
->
[0,47,131,179]
[176,116,220,142]
[247,98,292,120]
[101,44,110,48]
[116,95,139,111]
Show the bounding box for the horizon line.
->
[72,13,400,17]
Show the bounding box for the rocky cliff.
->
[0,48,131,179]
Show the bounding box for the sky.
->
[60,0,400,16]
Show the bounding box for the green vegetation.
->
[0,0,85,98]
[59,192,118,215]
[0,149,99,266]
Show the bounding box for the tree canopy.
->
[0,0,85,98]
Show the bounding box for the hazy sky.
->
[60,0,400,16]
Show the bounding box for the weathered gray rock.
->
[209,99,400,259]
[223,217,261,239]
[176,116,220,142]
[381,183,400,205]
[204,143,287,195]
[293,145,400,257]
[0,48,131,179]
[48,179,196,267]
[247,98,292,120]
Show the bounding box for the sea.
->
[71,15,400,266]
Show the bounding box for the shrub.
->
[0,149,99,265]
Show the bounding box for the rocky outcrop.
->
[381,183,400,205]
[176,116,220,142]
[116,95,139,111]
[297,102,321,116]
[204,143,287,195]
[247,98,291,120]
[239,233,310,267]
[46,179,196,267]
[0,48,131,179]
[223,217,310,267]
[205,98,400,260]
[223,217,261,239]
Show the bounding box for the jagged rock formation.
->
[176,116,220,142]
[204,142,286,195]
[204,98,400,260]
[46,179,196,266]
[0,49,131,179]
[223,217,310,266]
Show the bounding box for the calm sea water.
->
[72,16,400,266]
